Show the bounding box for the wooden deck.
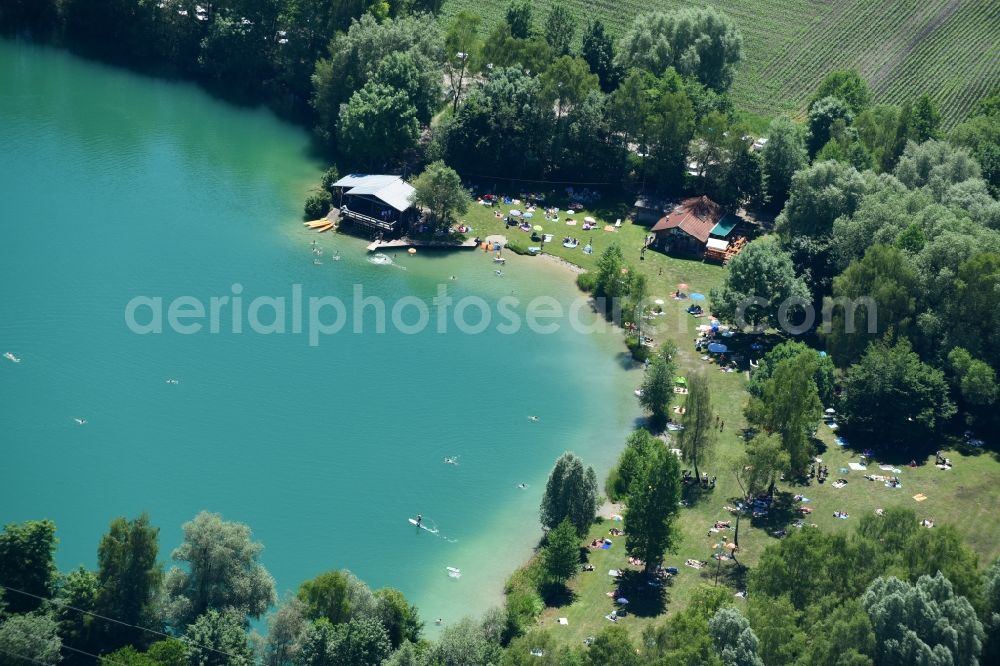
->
[366,237,479,252]
[365,235,507,253]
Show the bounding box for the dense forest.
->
[4,1,995,198]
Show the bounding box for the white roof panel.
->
[335,174,415,212]
[332,174,400,189]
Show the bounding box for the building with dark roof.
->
[331,174,418,237]
[651,196,742,258]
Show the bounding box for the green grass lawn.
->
[531,433,1000,647]
[472,193,1000,645]
[440,0,1000,128]
[456,193,724,296]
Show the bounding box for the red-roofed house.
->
[651,196,739,256]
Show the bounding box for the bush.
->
[503,560,546,638]
[576,271,597,292]
[505,240,533,255]
[304,190,332,219]
[626,335,651,362]
[320,166,340,192]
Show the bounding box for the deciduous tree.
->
[639,348,678,429]
[429,616,500,666]
[809,70,872,114]
[297,570,375,627]
[679,371,715,480]
[581,19,617,91]
[777,159,870,239]
[505,1,533,39]
[733,434,788,546]
[543,5,574,56]
[539,56,599,119]
[710,236,810,331]
[96,513,162,650]
[310,13,442,145]
[616,8,743,91]
[184,609,253,666]
[373,588,422,648]
[543,518,581,584]
[55,566,99,659]
[338,82,420,169]
[748,341,835,406]
[263,597,308,666]
[444,11,482,111]
[410,161,469,228]
[162,511,276,629]
[539,453,599,536]
[709,607,764,666]
[745,353,822,475]
[840,338,955,446]
[624,447,682,573]
[0,614,62,666]
[606,429,661,501]
[807,96,855,157]
[0,519,57,614]
[824,244,918,366]
[863,574,984,666]
[587,625,638,666]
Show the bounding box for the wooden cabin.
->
[332,174,418,238]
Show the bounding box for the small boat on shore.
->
[3,352,20,363]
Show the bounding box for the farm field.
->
[440,0,1000,128]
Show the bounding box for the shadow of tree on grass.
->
[539,581,576,608]
[612,570,669,618]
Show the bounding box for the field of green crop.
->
[440,0,1000,128]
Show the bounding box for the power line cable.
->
[0,647,53,666]
[0,584,245,662]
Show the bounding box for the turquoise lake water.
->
[0,40,639,628]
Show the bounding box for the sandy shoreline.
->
[534,251,587,275]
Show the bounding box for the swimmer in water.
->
[518,483,528,489]
[528,415,539,422]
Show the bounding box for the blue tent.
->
[707,343,728,353]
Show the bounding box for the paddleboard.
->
[408,518,438,533]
